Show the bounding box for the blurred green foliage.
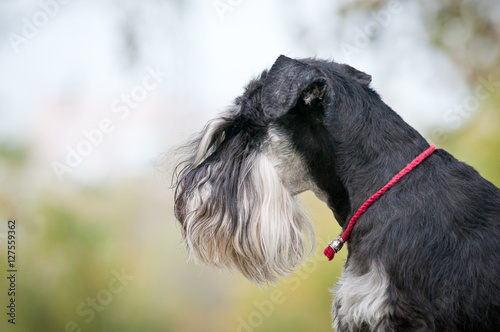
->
[0,158,344,331]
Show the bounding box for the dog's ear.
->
[262,55,325,119]
[340,63,372,85]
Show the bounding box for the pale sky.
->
[0,0,469,183]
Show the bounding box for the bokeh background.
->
[1,0,499,331]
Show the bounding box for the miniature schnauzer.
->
[173,55,500,331]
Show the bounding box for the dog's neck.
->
[321,103,429,227]
[277,82,429,228]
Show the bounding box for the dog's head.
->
[173,55,372,283]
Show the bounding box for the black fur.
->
[174,55,500,331]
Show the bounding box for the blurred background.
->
[0,0,499,331]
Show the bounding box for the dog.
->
[173,55,500,331]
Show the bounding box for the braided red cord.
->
[324,145,436,260]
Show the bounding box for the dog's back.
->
[378,149,500,330]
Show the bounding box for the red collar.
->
[324,145,436,261]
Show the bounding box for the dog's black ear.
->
[340,63,372,85]
[262,55,325,119]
